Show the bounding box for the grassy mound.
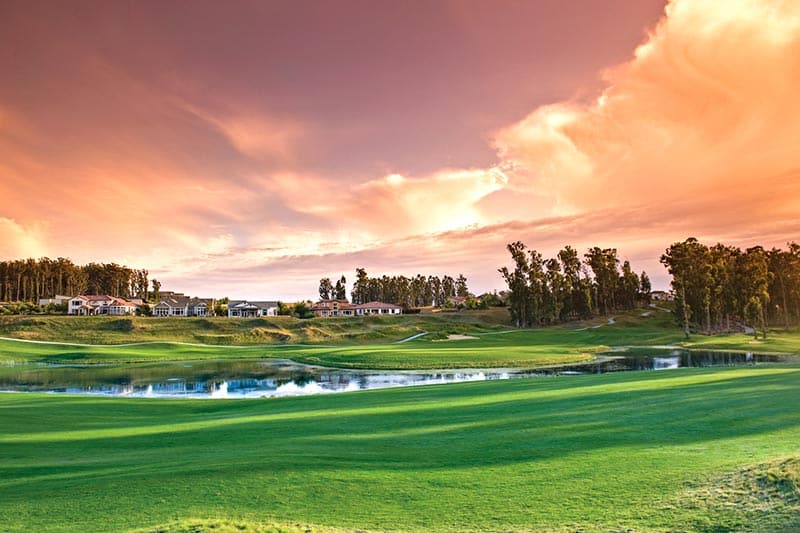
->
[675,457,800,531]
[0,309,513,346]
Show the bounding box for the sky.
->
[1,0,799,300]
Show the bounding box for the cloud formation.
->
[494,0,800,223]
[2,0,799,299]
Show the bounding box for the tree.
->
[745,297,763,340]
[557,246,581,319]
[351,268,369,304]
[335,275,347,300]
[151,279,161,303]
[455,274,468,297]
[639,272,652,303]
[618,260,640,310]
[499,241,532,328]
[544,258,565,323]
[739,246,771,339]
[585,247,620,315]
[661,238,713,336]
[319,277,333,300]
[293,302,315,319]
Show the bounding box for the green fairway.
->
[2,308,800,369]
[1,366,799,532]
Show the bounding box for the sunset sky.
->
[1,0,799,300]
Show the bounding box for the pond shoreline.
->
[0,348,797,399]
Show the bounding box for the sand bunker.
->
[442,334,479,341]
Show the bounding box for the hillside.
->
[0,308,513,346]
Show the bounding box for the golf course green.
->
[1,366,799,531]
[1,309,799,531]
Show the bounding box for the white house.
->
[650,290,673,302]
[227,300,279,318]
[38,295,72,307]
[352,301,402,315]
[107,297,140,315]
[310,300,402,317]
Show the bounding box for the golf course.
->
[1,309,799,531]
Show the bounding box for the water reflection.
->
[0,349,792,399]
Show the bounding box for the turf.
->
[0,310,512,346]
[2,365,799,532]
[2,308,799,369]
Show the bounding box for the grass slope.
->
[2,366,799,532]
[3,308,800,369]
[0,310,512,346]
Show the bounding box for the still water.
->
[0,349,790,399]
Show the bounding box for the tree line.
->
[661,238,800,339]
[0,257,150,303]
[319,268,469,308]
[500,242,651,328]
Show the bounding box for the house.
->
[310,299,355,317]
[310,299,402,317]
[152,293,215,317]
[352,301,402,316]
[38,295,72,307]
[650,290,673,302]
[448,296,467,307]
[227,300,279,318]
[107,297,140,315]
[68,295,115,315]
[68,295,140,315]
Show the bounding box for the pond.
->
[0,349,793,399]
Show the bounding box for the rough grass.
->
[671,457,800,531]
[0,310,512,346]
[2,366,800,532]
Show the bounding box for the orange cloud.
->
[494,0,800,221]
[270,167,508,238]
[0,218,48,259]
[183,104,305,161]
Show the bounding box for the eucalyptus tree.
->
[544,258,565,323]
[618,260,640,311]
[335,275,347,300]
[660,238,712,338]
[639,272,652,304]
[456,274,469,298]
[585,247,620,316]
[738,246,771,339]
[499,241,532,327]
[351,268,369,304]
[767,246,800,329]
[318,278,333,300]
[557,245,582,319]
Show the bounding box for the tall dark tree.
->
[335,275,347,300]
[319,277,333,300]
[455,274,469,298]
[585,247,620,315]
[639,272,652,304]
[499,241,532,327]
[351,268,369,304]
[151,279,161,303]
